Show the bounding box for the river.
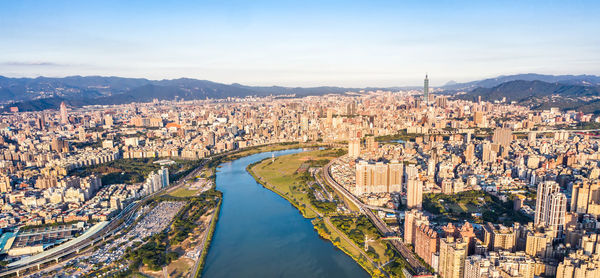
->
[202,149,369,278]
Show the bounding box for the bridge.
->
[364,205,400,214]
[381,237,404,241]
[322,159,430,276]
[416,128,600,136]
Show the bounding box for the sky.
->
[0,0,599,87]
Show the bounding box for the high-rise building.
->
[406,178,423,209]
[36,113,46,130]
[424,74,429,105]
[207,131,216,146]
[60,101,68,125]
[439,237,468,278]
[571,181,600,214]
[51,137,68,153]
[144,168,169,195]
[35,176,58,189]
[492,127,512,148]
[158,167,170,188]
[326,108,333,127]
[464,143,475,162]
[547,192,567,233]
[535,181,566,234]
[355,160,403,195]
[525,230,552,258]
[528,132,536,145]
[300,114,309,131]
[481,141,496,162]
[388,161,403,193]
[365,136,377,153]
[473,111,485,127]
[104,114,114,127]
[404,209,429,246]
[483,223,516,252]
[346,100,357,115]
[348,138,361,158]
[415,223,439,266]
[0,175,12,193]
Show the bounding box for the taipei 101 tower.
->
[424,74,429,105]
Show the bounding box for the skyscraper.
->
[535,181,566,235]
[60,101,68,125]
[547,192,567,233]
[535,181,560,226]
[424,74,429,105]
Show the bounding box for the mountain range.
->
[2,73,600,113]
[0,76,364,111]
[441,73,600,90]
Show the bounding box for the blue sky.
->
[0,0,598,86]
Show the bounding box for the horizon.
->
[1,1,599,87]
[1,72,600,89]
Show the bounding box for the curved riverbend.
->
[202,149,369,278]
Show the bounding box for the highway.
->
[322,159,430,276]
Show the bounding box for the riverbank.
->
[203,148,369,278]
[247,149,390,277]
[193,197,222,277]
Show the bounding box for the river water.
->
[202,149,369,278]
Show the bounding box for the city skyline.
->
[2,1,600,277]
[1,0,599,87]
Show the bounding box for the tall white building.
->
[144,167,170,195]
[534,181,566,235]
[547,192,567,233]
[158,167,169,188]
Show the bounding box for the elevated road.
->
[322,159,429,276]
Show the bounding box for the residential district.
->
[0,76,599,278]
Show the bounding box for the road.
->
[322,159,429,276]
[313,172,334,201]
[189,199,220,278]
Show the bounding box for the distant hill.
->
[459,80,600,102]
[0,76,363,111]
[443,73,600,90]
[457,80,600,114]
[3,73,600,112]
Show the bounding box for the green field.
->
[168,187,200,198]
[249,149,406,277]
[250,149,341,218]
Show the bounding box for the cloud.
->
[0,61,67,67]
